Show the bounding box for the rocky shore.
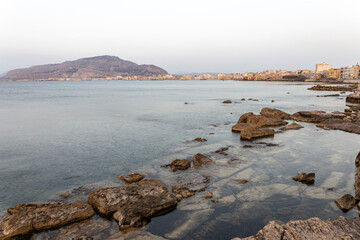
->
[2,88,360,239]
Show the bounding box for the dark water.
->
[0,80,359,239]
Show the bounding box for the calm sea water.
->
[0,80,359,239]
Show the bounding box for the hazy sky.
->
[1,0,360,74]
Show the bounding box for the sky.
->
[1,0,360,74]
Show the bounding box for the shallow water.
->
[0,80,359,239]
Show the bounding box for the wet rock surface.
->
[116,173,145,183]
[280,123,303,131]
[232,123,259,132]
[308,85,356,91]
[165,159,191,172]
[88,179,178,229]
[334,194,356,212]
[0,202,94,239]
[291,111,345,123]
[316,118,360,134]
[238,216,360,240]
[193,153,214,168]
[240,129,275,140]
[260,108,291,120]
[292,172,315,185]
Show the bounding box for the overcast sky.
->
[1,0,360,74]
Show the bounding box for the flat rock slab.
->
[308,85,355,91]
[240,129,275,140]
[238,216,360,240]
[232,123,259,132]
[334,194,356,212]
[291,111,346,123]
[88,179,177,229]
[316,119,360,134]
[280,123,304,131]
[260,108,291,120]
[0,202,94,239]
[292,172,315,185]
[117,173,145,183]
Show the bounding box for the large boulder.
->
[193,153,213,168]
[260,108,291,120]
[334,194,356,212]
[0,202,94,239]
[237,216,360,240]
[88,179,177,229]
[240,129,275,140]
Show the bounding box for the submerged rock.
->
[260,108,290,120]
[292,172,315,185]
[238,216,360,240]
[172,186,195,200]
[0,202,94,239]
[334,194,356,212]
[88,179,178,229]
[233,179,248,184]
[280,123,304,131]
[117,173,145,183]
[193,153,213,168]
[240,129,275,140]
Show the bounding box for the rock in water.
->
[260,108,291,120]
[245,115,287,127]
[88,179,177,229]
[240,129,275,140]
[215,147,229,153]
[192,138,207,142]
[334,194,356,212]
[316,119,360,134]
[117,173,145,183]
[170,159,191,172]
[0,202,94,239]
[292,172,315,185]
[222,100,232,103]
[355,168,360,200]
[280,123,304,131]
[237,112,254,123]
[193,153,214,168]
[204,192,213,199]
[232,123,259,132]
[237,216,360,240]
[356,152,360,167]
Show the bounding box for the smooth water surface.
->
[0,80,359,239]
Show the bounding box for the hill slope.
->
[1,56,168,80]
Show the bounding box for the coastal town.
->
[102,62,360,82]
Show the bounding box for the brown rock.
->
[239,216,360,240]
[291,111,346,123]
[172,186,195,200]
[192,138,207,142]
[316,119,360,134]
[292,172,315,185]
[232,123,259,132]
[316,94,340,97]
[260,108,291,120]
[117,173,145,183]
[334,194,356,212]
[240,129,275,140]
[355,168,360,200]
[169,159,191,172]
[0,202,94,239]
[215,147,229,153]
[223,100,232,103]
[204,192,213,199]
[346,93,360,103]
[356,152,360,167]
[233,179,248,184]
[308,85,356,91]
[246,115,287,127]
[88,179,177,229]
[193,153,213,168]
[280,123,304,131]
[237,112,254,123]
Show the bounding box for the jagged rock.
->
[88,179,177,229]
[204,192,213,199]
[0,202,94,239]
[117,173,145,183]
[215,147,229,153]
[170,159,191,172]
[193,153,213,168]
[246,115,287,127]
[292,172,315,185]
[280,123,304,131]
[291,111,346,123]
[237,112,254,123]
[238,216,360,240]
[192,138,207,142]
[316,119,360,134]
[232,123,259,132]
[240,129,275,140]
[223,100,232,103]
[334,194,356,212]
[260,108,291,120]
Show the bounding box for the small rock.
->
[209,132,215,135]
[170,159,191,172]
[204,192,213,199]
[280,123,304,131]
[241,98,246,101]
[193,138,207,142]
[117,173,145,183]
[271,100,275,102]
[233,179,248,184]
[223,100,232,104]
[292,172,315,185]
[184,102,188,104]
[334,194,356,212]
[215,147,229,153]
[193,153,213,168]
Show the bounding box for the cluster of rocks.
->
[346,91,360,103]
[308,84,356,91]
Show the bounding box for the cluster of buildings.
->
[315,62,360,80]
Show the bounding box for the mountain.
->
[1,56,168,81]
